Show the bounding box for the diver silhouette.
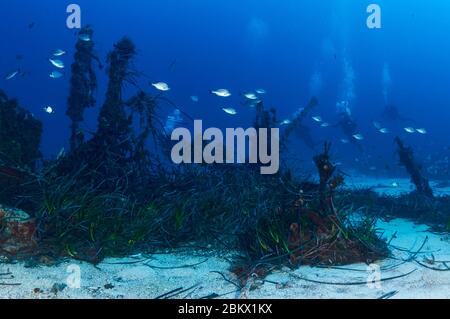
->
[382,105,416,124]
[335,101,364,152]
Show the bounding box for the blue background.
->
[1,0,449,174]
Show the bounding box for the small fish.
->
[211,89,231,97]
[246,100,260,108]
[222,107,237,115]
[49,58,65,69]
[243,92,258,100]
[28,22,35,29]
[164,110,184,132]
[373,121,382,129]
[49,71,64,79]
[56,147,65,160]
[404,127,416,134]
[312,116,323,123]
[43,106,55,114]
[190,95,199,102]
[151,82,170,91]
[53,49,66,57]
[255,88,266,94]
[369,166,377,171]
[391,182,399,188]
[5,70,19,80]
[416,128,427,134]
[341,139,350,144]
[352,134,364,141]
[78,33,91,42]
[320,122,330,128]
[280,119,291,126]
[379,128,390,134]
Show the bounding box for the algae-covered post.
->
[395,137,434,198]
[313,142,338,214]
[67,26,99,151]
[94,37,136,155]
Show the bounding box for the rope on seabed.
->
[0,270,21,285]
[415,260,450,271]
[144,258,209,269]
[389,244,438,254]
[154,284,200,299]
[0,272,13,276]
[377,290,398,299]
[210,271,242,289]
[380,236,429,271]
[0,282,21,286]
[289,268,417,286]
[154,287,183,299]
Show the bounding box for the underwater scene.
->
[0,0,450,301]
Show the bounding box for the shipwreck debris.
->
[395,137,434,198]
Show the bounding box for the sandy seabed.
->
[1,177,450,299]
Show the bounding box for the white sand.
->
[1,176,449,299]
[1,217,449,299]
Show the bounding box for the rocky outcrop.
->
[0,205,36,255]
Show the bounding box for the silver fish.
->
[352,134,364,141]
[5,70,19,80]
[416,128,427,134]
[211,89,231,97]
[243,92,258,100]
[49,58,65,69]
[49,71,63,79]
[152,82,170,91]
[222,107,237,115]
[79,33,91,42]
[53,49,66,57]
[57,147,65,160]
[43,106,55,114]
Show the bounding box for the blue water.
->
[1,0,450,175]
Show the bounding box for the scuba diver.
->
[335,100,364,152]
[381,104,416,124]
[281,98,319,150]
